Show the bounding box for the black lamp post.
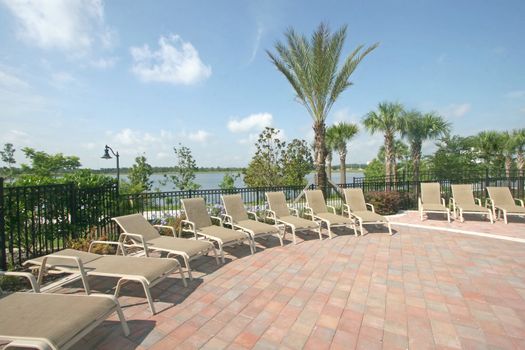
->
[101,145,120,192]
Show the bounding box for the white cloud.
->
[106,128,176,156]
[248,24,263,64]
[331,107,359,124]
[90,56,118,69]
[130,34,211,85]
[0,67,51,114]
[506,90,525,99]
[227,112,273,133]
[50,71,76,87]
[187,130,211,143]
[2,129,30,144]
[0,69,29,89]
[2,0,114,54]
[441,103,471,118]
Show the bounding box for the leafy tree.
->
[501,131,516,178]
[326,122,359,184]
[400,111,450,181]
[128,155,153,192]
[267,23,378,192]
[163,144,200,190]
[513,128,525,176]
[473,131,506,174]
[363,102,405,181]
[243,127,313,187]
[0,143,16,181]
[219,173,240,190]
[377,139,410,176]
[19,147,80,178]
[427,135,481,180]
[363,158,385,178]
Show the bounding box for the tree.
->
[363,102,405,181]
[513,128,525,176]
[267,23,378,193]
[219,173,240,190]
[500,131,517,179]
[324,128,337,180]
[473,131,506,174]
[326,122,359,184]
[428,135,480,180]
[19,147,81,178]
[0,143,16,181]
[163,144,200,190]
[378,139,410,176]
[400,111,450,181]
[243,127,313,187]
[128,155,153,192]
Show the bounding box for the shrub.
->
[364,191,403,215]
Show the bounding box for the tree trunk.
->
[505,156,512,178]
[326,152,332,180]
[384,133,394,186]
[339,148,347,185]
[518,151,524,177]
[314,122,327,195]
[412,143,421,182]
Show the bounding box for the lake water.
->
[120,171,364,191]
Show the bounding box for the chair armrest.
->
[88,240,126,256]
[441,198,446,207]
[289,207,299,216]
[515,198,524,207]
[304,207,314,219]
[474,197,482,206]
[266,209,277,221]
[180,220,198,239]
[327,205,336,214]
[210,216,223,226]
[222,214,234,228]
[38,255,90,292]
[366,203,375,213]
[118,232,149,257]
[342,204,350,216]
[485,198,494,208]
[153,224,178,237]
[0,271,40,293]
[247,211,259,222]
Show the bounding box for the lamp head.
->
[101,146,112,159]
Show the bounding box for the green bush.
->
[364,191,403,215]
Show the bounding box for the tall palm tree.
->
[362,102,405,181]
[267,23,378,192]
[501,131,518,179]
[400,111,450,181]
[378,139,410,177]
[325,127,337,180]
[474,131,506,174]
[327,122,359,184]
[513,128,525,176]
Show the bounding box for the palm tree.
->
[325,127,337,180]
[378,139,410,177]
[512,129,525,176]
[474,131,506,174]
[327,122,359,184]
[501,131,516,179]
[400,111,450,181]
[362,102,405,181]
[267,23,378,192]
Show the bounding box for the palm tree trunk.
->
[339,149,347,185]
[518,151,524,197]
[505,156,512,178]
[412,143,421,182]
[326,152,332,180]
[384,133,393,186]
[314,121,327,194]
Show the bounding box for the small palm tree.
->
[327,122,359,184]
[268,23,378,192]
[362,102,405,181]
[400,111,450,181]
[325,127,337,180]
[474,131,506,174]
[379,139,410,177]
[501,131,517,179]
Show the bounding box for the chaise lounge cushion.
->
[199,225,249,243]
[351,210,387,223]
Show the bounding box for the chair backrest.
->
[420,182,442,204]
[451,184,475,205]
[486,187,515,206]
[265,191,290,218]
[221,194,249,222]
[112,213,160,241]
[343,188,367,212]
[304,190,328,214]
[181,198,212,229]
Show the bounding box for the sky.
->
[0,0,524,169]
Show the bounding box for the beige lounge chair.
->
[181,198,254,262]
[304,190,356,238]
[221,194,284,247]
[265,191,322,244]
[113,213,218,280]
[343,188,392,235]
[0,292,129,350]
[486,186,525,224]
[419,182,451,222]
[451,184,493,223]
[24,244,183,315]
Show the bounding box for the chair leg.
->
[488,210,494,224]
[291,227,297,245]
[139,280,156,315]
[182,255,193,281]
[503,210,508,224]
[388,222,392,236]
[114,301,130,336]
[218,241,225,264]
[420,209,424,221]
[327,221,333,239]
[317,224,323,240]
[360,222,364,236]
[177,263,187,287]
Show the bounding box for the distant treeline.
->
[93,166,246,174]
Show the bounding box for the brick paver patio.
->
[7,217,525,350]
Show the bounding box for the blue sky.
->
[0,0,524,168]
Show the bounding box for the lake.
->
[119,171,364,191]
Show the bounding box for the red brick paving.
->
[23,218,525,349]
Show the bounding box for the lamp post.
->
[101,145,120,192]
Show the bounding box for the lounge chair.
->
[221,194,284,247]
[343,188,392,235]
[486,186,525,224]
[418,182,451,222]
[265,191,322,244]
[24,243,183,315]
[0,291,129,350]
[450,184,493,223]
[113,213,218,280]
[304,190,356,238]
[181,198,254,262]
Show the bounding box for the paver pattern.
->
[6,218,525,350]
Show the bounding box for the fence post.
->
[69,183,77,240]
[0,177,5,271]
[485,168,490,188]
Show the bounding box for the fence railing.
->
[1,173,524,270]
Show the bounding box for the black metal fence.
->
[1,172,524,270]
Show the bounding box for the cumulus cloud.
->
[1,0,114,54]
[130,34,211,85]
[227,113,273,133]
[332,107,359,124]
[187,130,211,143]
[2,129,30,144]
[441,103,471,118]
[0,67,50,114]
